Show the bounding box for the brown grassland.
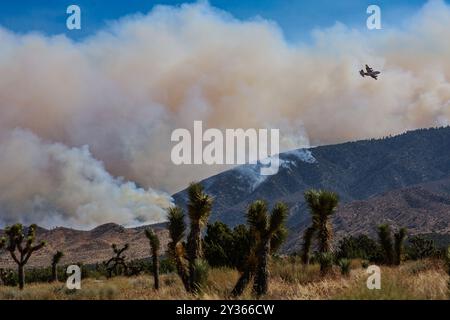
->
[0,258,448,300]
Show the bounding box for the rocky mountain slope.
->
[174,127,450,251]
[0,223,169,268]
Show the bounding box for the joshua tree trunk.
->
[301,227,315,265]
[51,263,58,282]
[152,253,160,290]
[253,239,270,296]
[18,264,25,290]
[187,223,202,290]
[394,228,407,266]
[175,255,191,292]
[232,268,253,297]
[317,221,332,254]
[171,242,191,292]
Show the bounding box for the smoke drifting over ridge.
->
[0,130,172,229]
[0,1,450,228]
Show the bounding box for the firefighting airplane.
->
[359,64,380,80]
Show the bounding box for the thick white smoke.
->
[0,1,450,227]
[0,129,172,229]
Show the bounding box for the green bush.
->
[406,235,436,260]
[127,260,149,276]
[0,269,17,286]
[191,259,210,292]
[160,258,176,274]
[204,222,252,271]
[338,259,351,276]
[336,235,383,262]
[317,252,334,274]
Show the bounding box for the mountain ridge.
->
[173,126,450,251]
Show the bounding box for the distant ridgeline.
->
[173,126,450,252]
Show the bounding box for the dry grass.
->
[0,259,448,300]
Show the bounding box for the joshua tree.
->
[186,182,212,292]
[0,224,46,289]
[301,189,339,273]
[105,243,129,277]
[167,206,190,292]
[232,201,288,297]
[394,228,407,265]
[51,251,64,282]
[145,229,160,290]
[167,182,213,294]
[378,224,400,265]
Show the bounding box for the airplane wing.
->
[371,74,378,80]
[365,65,373,72]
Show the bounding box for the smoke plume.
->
[0,129,172,229]
[0,1,449,227]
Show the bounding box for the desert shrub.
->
[160,258,176,274]
[317,252,334,274]
[338,259,351,276]
[361,260,370,269]
[191,259,210,292]
[164,276,177,287]
[406,235,436,260]
[204,222,252,271]
[25,267,52,283]
[405,260,430,275]
[127,260,149,276]
[336,234,383,262]
[0,269,17,286]
[230,225,253,271]
[272,259,322,284]
[204,222,234,267]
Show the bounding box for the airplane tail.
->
[359,70,365,77]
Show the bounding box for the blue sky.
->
[0,0,436,41]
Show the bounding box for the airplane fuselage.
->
[359,66,380,80]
